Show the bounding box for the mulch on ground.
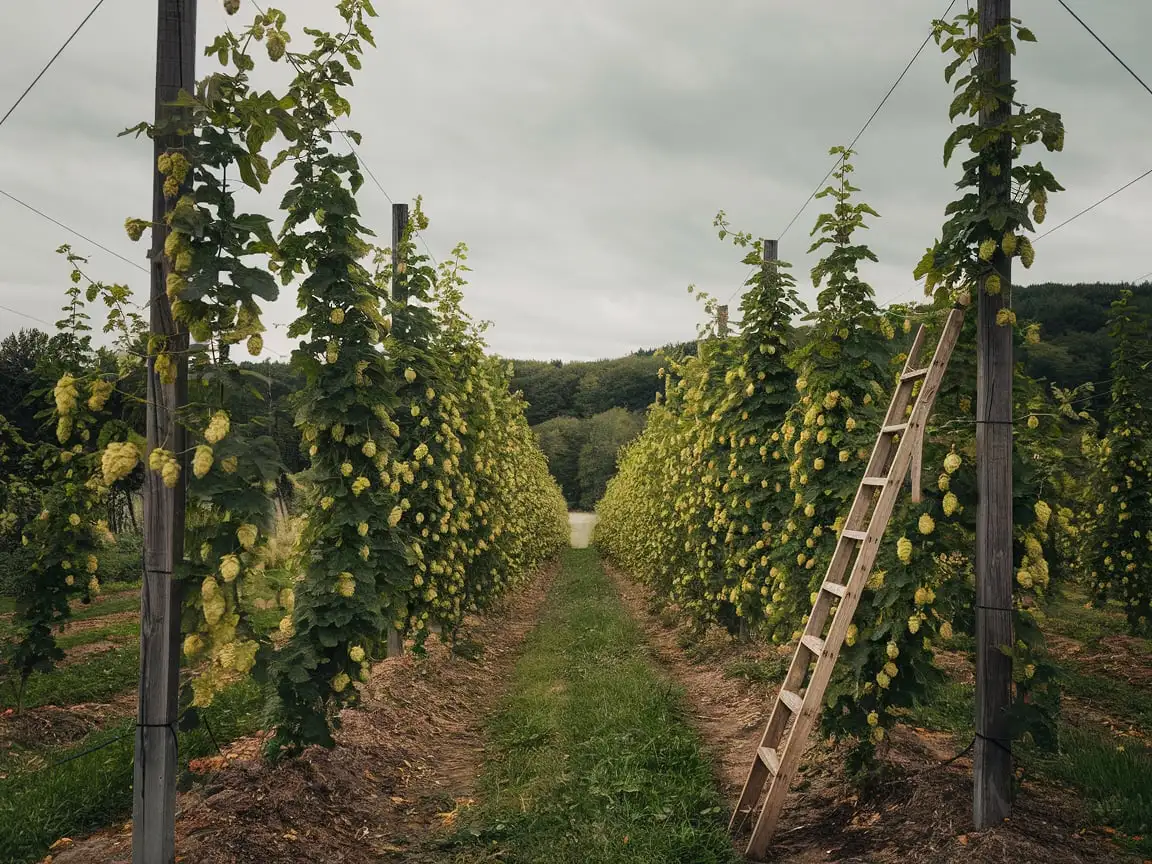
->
[608,563,1139,864]
[46,566,556,864]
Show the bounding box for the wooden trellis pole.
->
[133,1,196,862]
[974,0,1015,829]
[386,201,409,659]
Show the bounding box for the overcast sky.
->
[0,0,1149,362]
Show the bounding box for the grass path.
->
[446,548,737,864]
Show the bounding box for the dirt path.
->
[608,563,1139,864]
[567,511,597,549]
[50,566,557,864]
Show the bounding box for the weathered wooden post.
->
[974,0,1015,830]
[133,1,195,861]
[387,202,409,659]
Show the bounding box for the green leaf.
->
[118,121,152,139]
[235,154,260,191]
[232,266,279,302]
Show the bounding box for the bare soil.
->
[608,563,1139,864]
[0,690,138,774]
[1048,632,1152,687]
[46,566,556,864]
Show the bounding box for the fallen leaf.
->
[49,839,73,851]
[957,835,968,846]
[437,810,458,828]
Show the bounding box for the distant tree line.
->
[507,282,1149,509]
[1013,282,1152,418]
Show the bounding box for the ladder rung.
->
[757,745,780,774]
[901,367,930,381]
[861,477,887,487]
[822,581,848,598]
[779,689,804,715]
[841,529,868,541]
[881,423,908,435]
[800,635,825,656]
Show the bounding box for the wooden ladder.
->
[730,306,966,859]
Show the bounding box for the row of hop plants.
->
[597,9,1089,765]
[0,0,568,752]
[0,251,143,710]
